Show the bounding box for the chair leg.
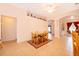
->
[0,44,3,48]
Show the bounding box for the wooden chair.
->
[72,31,79,56]
[32,32,39,44]
[32,31,48,45]
[0,40,3,48]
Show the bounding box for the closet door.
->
[1,15,17,41]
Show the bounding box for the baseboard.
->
[2,39,17,43]
[17,39,29,43]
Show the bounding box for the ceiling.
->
[11,3,79,19]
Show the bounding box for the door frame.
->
[1,15,17,42]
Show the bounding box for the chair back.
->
[72,31,79,56]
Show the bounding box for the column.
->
[54,19,60,39]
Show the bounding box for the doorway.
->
[1,15,17,41]
[48,20,54,40]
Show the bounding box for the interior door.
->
[1,15,17,41]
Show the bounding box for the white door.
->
[1,15,17,41]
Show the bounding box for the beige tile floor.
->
[0,37,73,56]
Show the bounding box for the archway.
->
[48,20,54,40]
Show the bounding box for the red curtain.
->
[67,21,79,33]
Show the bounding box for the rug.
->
[27,40,51,49]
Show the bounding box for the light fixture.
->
[47,5,55,13]
[48,9,53,13]
[70,16,74,19]
[48,8,55,14]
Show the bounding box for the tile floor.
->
[0,37,73,56]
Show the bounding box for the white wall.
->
[17,16,48,43]
[0,4,26,42]
[0,4,48,43]
[54,19,60,38]
[21,16,48,42]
